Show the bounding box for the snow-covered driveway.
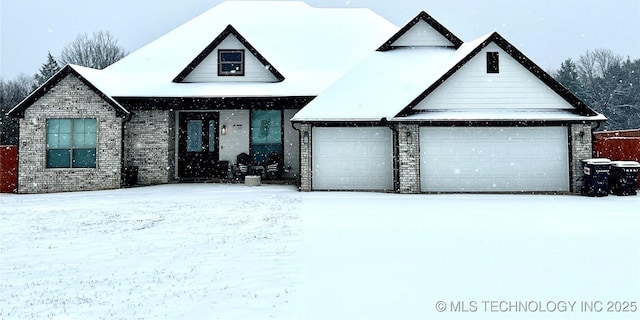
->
[1,185,638,320]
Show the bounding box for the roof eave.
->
[394,32,602,119]
[7,65,130,118]
[377,11,463,51]
[172,24,285,83]
[389,116,607,125]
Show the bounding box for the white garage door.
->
[313,127,393,190]
[420,127,569,192]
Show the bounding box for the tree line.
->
[1,36,639,145]
[1,31,127,144]
[554,49,640,131]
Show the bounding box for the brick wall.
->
[18,74,122,193]
[397,124,420,194]
[570,124,593,194]
[124,110,174,185]
[299,124,312,191]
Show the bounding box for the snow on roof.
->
[8,64,130,118]
[291,33,494,122]
[395,109,608,122]
[291,47,457,121]
[91,1,398,97]
[292,32,603,123]
[69,65,130,115]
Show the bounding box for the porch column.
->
[398,124,420,194]
[299,124,313,191]
[570,123,593,194]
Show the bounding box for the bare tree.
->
[58,31,127,69]
[561,49,640,130]
[1,74,35,144]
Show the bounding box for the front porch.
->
[118,97,310,186]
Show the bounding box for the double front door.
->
[178,112,219,179]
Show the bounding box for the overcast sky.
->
[1,0,639,80]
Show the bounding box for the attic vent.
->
[487,52,499,73]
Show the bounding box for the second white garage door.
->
[313,127,393,190]
[420,127,569,192]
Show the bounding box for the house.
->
[7,1,397,193]
[8,1,604,194]
[291,12,605,193]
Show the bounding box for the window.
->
[251,110,282,163]
[487,52,499,73]
[218,50,245,76]
[46,118,97,168]
[186,120,203,152]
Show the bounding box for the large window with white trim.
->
[46,118,97,168]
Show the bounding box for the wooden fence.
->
[593,130,640,188]
[0,145,18,193]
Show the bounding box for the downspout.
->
[120,112,133,188]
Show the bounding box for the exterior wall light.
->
[303,131,309,145]
[221,124,227,135]
[406,131,412,144]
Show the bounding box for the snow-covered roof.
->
[396,109,607,122]
[291,47,459,122]
[89,1,398,98]
[292,31,603,123]
[291,34,493,122]
[8,64,130,118]
[377,11,463,51]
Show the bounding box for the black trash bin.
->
[581,158,611,197]
[609,161,640,196]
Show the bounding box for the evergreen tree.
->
[33,52,61,89]
[554,59,581,96]
[0,74,35,145]
[554,50,640,130]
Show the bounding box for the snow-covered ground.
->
[1,184,638,320]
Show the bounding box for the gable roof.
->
[7,64,130,118]
[291,46,458,122]
[377,11,463,51]
[173,24,285,83]
[398,32,599,117]
[292,31,604,123]
[95,1,398,98]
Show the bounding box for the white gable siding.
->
[391,20,456,47]
[415,43,573,110]
[183,35,279,83]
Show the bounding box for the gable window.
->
[46,118,97,168]
[218,49,245,76]
[487,52,499,73]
